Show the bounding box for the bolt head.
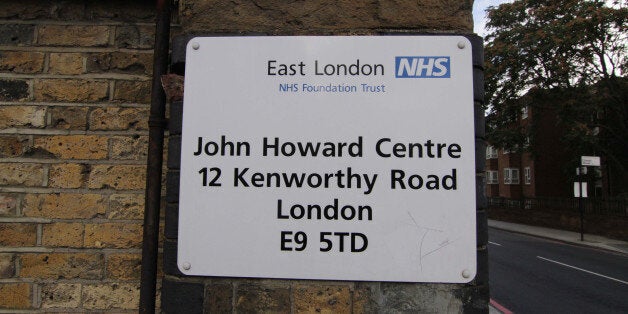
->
[182,262,191,270]
[462,269,471,278]
[457,41,466,49]
[192,42,200,50]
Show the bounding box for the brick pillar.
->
[163,1,488,313]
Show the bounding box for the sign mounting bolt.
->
[192,42,200,50]
[182,262,191,270]
[457,41,466,49]
[462,269,471,278]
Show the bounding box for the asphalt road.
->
[489,228,628,313]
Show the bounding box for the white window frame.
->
[524,167,531,185]
[503,168,520,185]
[486,146,498,159]
[486,170,499,184]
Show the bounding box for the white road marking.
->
[489,241,502,246]
[537,256,628,285]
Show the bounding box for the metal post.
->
[578,166,585,241]
[579,179,584,241]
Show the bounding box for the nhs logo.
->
[395,56,450,78]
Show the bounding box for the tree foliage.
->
[484,0,627,195]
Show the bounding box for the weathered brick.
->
[115,25,155,49]
[88,2,156,22]
[0,1,154,21]
[84,223,142,248]
[0,223,37,246]
[41,283,81,309]
[109,193,144,219]
[0,194,17,216]
[38,25,110,47]
[0,254,16,278]
[33,135,108,159]
[0,136,24,158]
[107,253,141,280]
[20,253,104,280]
[88,165,146,190]
[0,163,44,187]
[82,283,139,310]
[180,0,473,34]
[48,53,83,75]
[353,283,380,314]
[0,283,30,309]
[0,106,46,128]
[113,80,151,103]
[162,280,204,313]
[48,163,85,188]
[42,223,84,247]
[33,79,108,102]
[0,51,45,73]
[48,106,88,130]
[0,24,34,46]
[234,283,290,313]
[0,2,46,19]
[294,284,352,313]
[89,107,149,131]
[205,283,233,314]
[23,193,106,219]
[0,79,29,101]
[110,135,148,160]
[87,52,153,75]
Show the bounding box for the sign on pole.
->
[178,36,476,283]
[581,156,601,167]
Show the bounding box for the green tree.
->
[484,0,627,195]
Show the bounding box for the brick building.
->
[1,0,488,312]
[485,102,576,200]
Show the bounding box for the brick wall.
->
[0,1,156,311]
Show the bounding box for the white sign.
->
[581,156,600,167]
[574,182,588,198]
[178,36,476,283]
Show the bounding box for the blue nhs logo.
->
[395,56,450,78]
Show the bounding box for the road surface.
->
[489,228,628,313]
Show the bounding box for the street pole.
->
[579,178,584,241]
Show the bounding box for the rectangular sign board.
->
[179,36,476,283]
[581,156,601,167]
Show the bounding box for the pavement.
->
[488,219,628,255]
[487,219,628,313]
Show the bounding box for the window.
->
[503,168,520,185]
[524,167,531,185]
[521,106,529,119]
[486,170,499,184]
[486,146,498,159]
